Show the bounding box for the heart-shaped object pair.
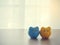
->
[28,26,51,39]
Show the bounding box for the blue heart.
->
[28,26,39,39]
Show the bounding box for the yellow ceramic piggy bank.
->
[40,27,51,39]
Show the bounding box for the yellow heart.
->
[40,27,51,39]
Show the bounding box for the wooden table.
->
[0,29,60,45]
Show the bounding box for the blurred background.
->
[0,0,60,29]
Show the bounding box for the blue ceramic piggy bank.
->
[28,26,39,39]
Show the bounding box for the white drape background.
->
[0,0,25,29]
[25,0,60,29]
[0,0,60,29]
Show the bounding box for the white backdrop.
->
[0,0,25,29]
[0,0,60,29]
[25,0,60,29]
